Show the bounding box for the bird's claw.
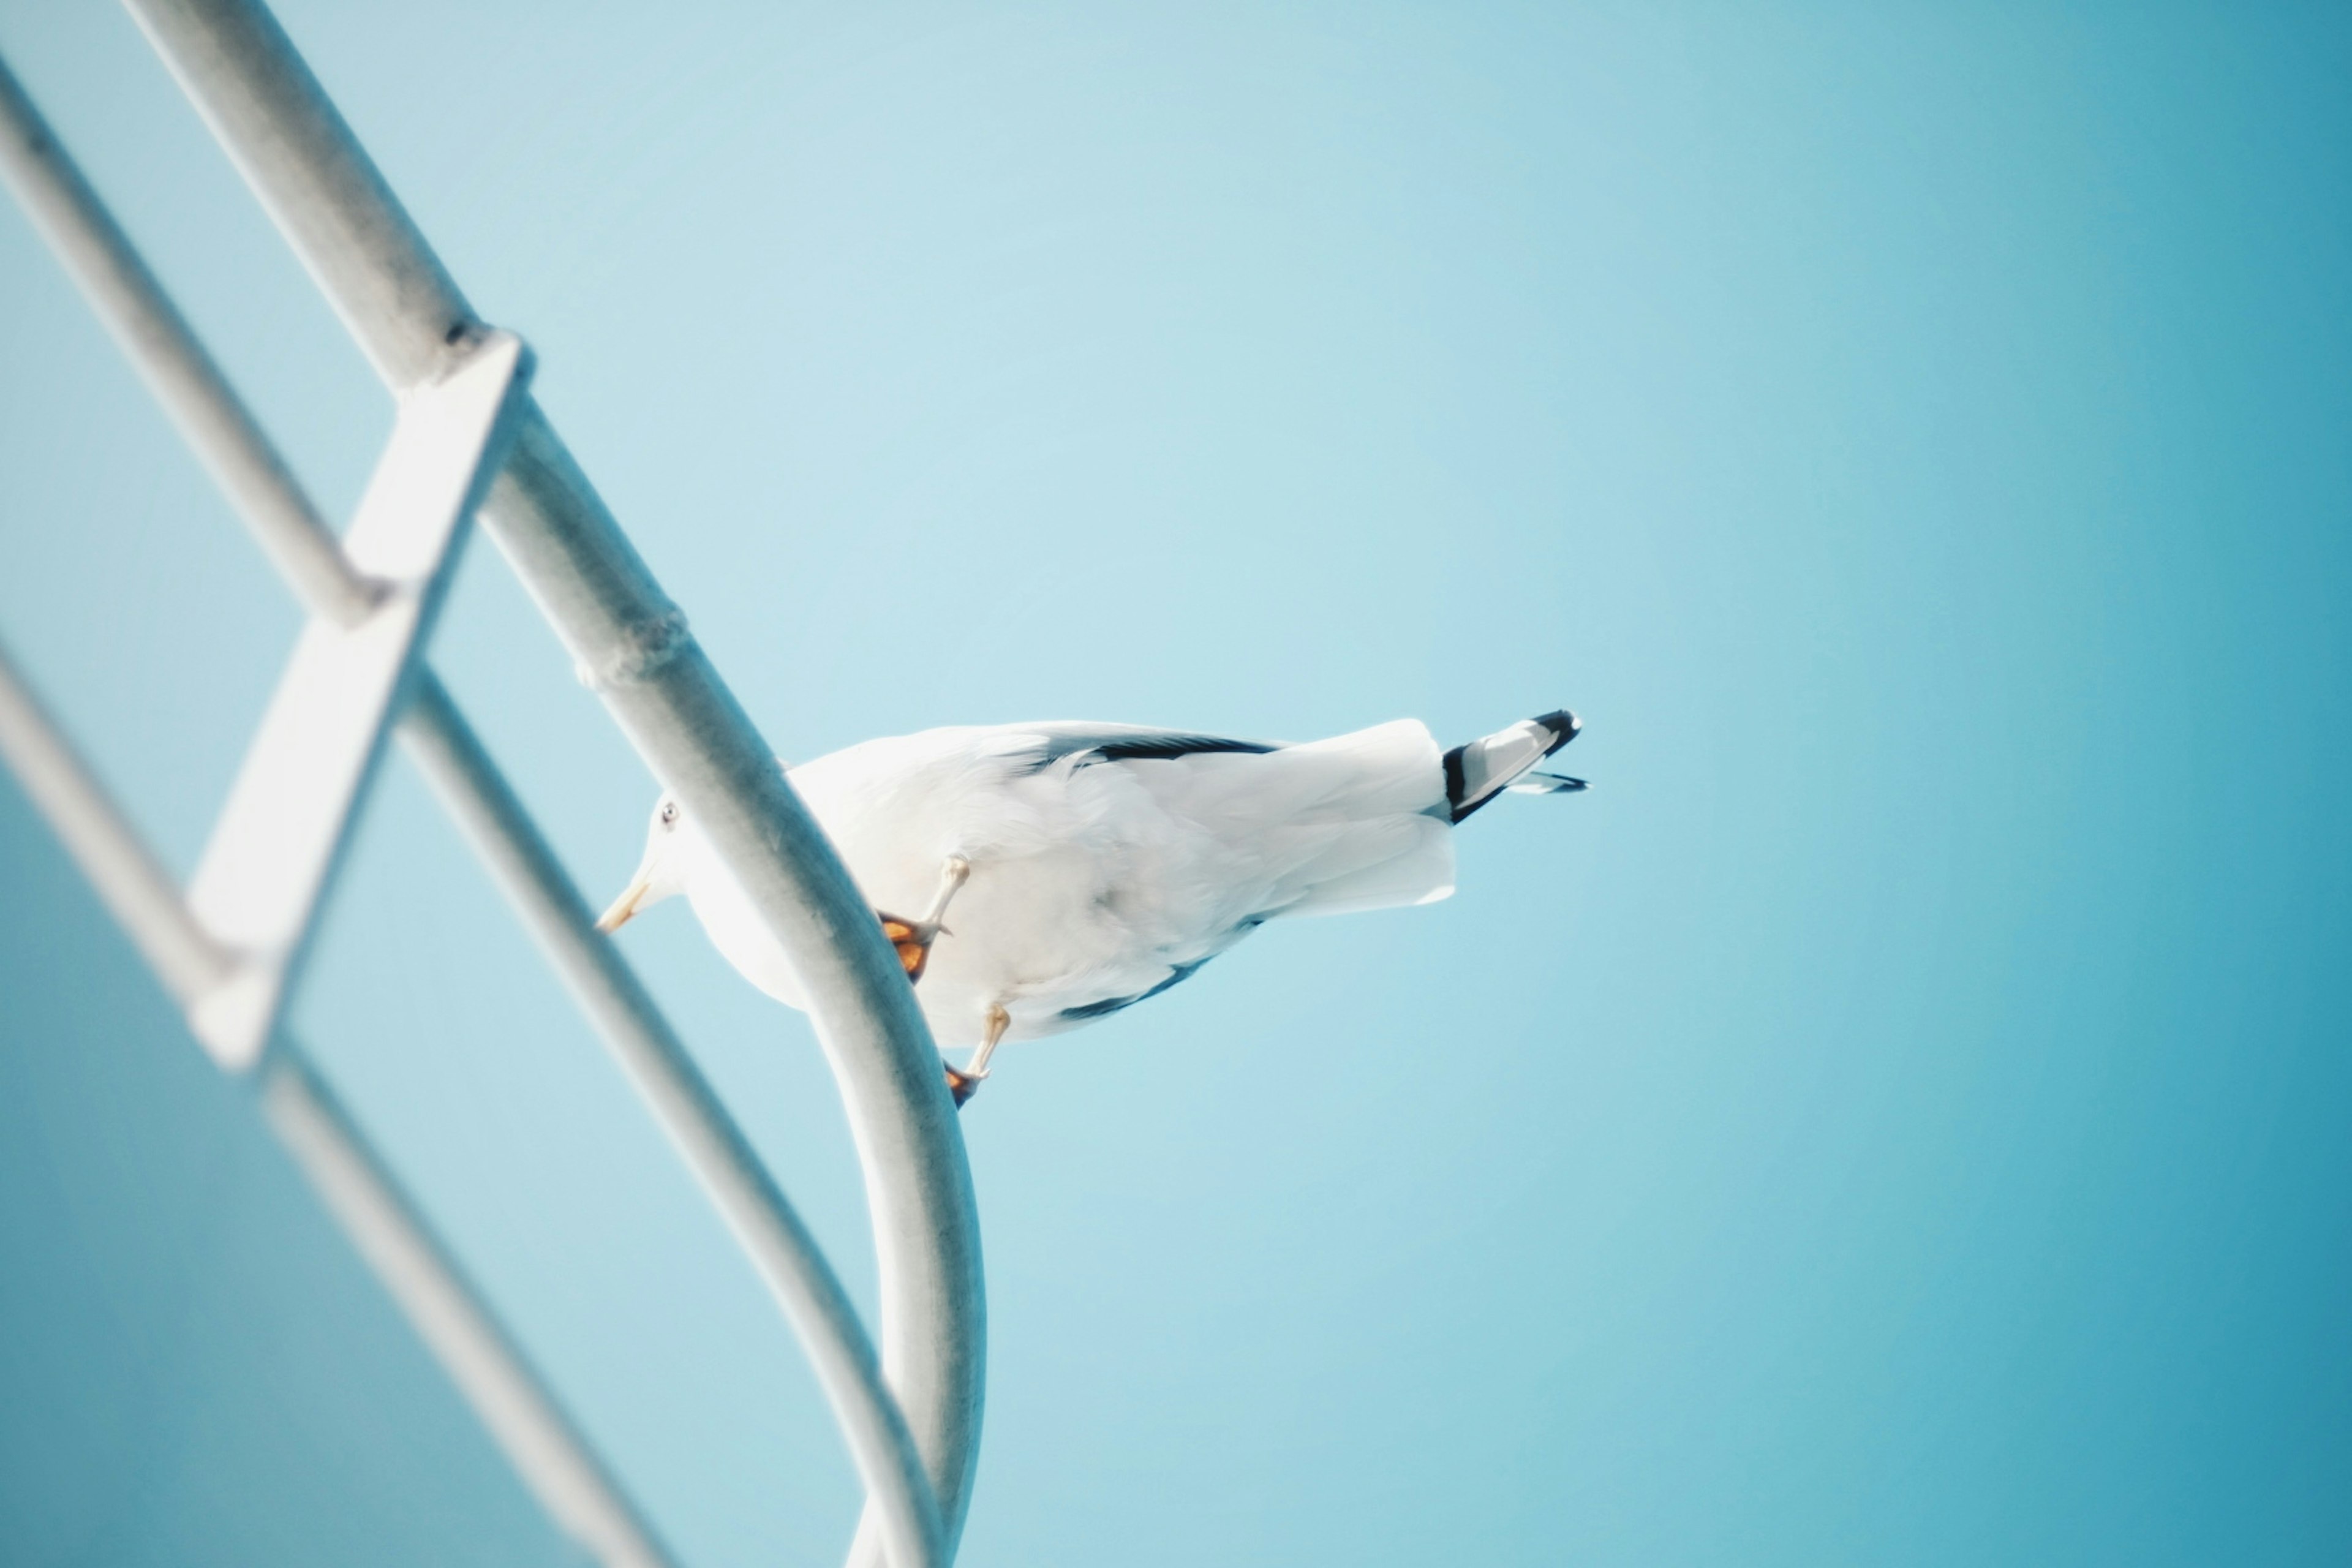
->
[880,858,973,985]
[948,1003,1010,1109]
[878,913,940,982]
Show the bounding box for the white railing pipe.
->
[262,1051,681,1568]
[0,55,374,625]
[0,642,228,1003]
[0,50,947,1562]
[0,639,677,1568]
[119,1,987,1552]
[402,676,944,1567]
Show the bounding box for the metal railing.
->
[0,4,984,1564]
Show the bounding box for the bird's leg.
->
[944,1003,1010,1109]
[877,855,970,984]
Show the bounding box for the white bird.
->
[597,710,1583,1104]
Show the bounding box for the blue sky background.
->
[2,2,2348,1564]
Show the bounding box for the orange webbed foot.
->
[878,913,939,982]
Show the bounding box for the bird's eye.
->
[660,801,679,827]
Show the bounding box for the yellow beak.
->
[595,870,652,933]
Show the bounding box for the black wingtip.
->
[1535,709,1582,756]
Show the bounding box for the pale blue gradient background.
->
[2,3,2347,1564]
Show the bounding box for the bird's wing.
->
[997,723,1282,772]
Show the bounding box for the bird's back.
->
[783,719,1455,1044]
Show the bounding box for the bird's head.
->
[597,791,693,933]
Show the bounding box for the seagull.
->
[597,710,1584,1106]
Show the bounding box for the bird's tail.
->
[1444,709,1585,823]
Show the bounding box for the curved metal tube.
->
[402,676,943,1568]
[120,0,986,1555]
[4,41,962,1561]
[489,417,988,1566]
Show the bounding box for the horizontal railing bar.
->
[402,674,944,1566]
[0,638,228,1003]
[121,4,989,1559]
[121,0,474,391]
[0,53,374,625]
[0,636,676,1568]
[262,1049,681,1568]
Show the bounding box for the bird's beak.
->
[596,870,652,933]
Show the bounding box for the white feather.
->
[650,718,1453,1048]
